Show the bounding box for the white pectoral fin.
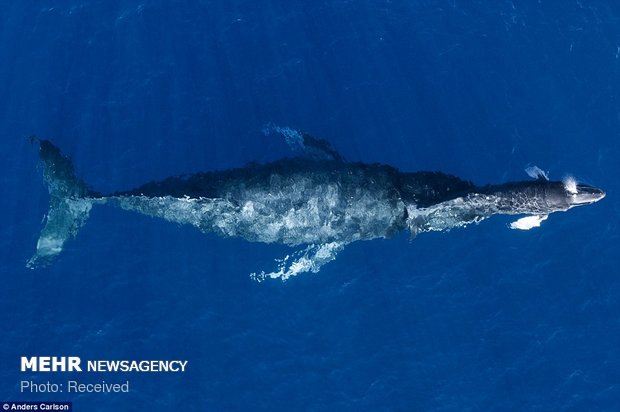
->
[525,165,549,181]
[250,242,346,281]
[509,215,549,230]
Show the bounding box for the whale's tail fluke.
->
[27,138,96,268]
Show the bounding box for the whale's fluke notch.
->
[27,138,95,268]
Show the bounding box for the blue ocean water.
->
[1,1,619,410]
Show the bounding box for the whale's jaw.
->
[569,184,605,206]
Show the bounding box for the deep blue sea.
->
[1,1,619,411]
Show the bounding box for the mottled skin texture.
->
[112,159,481,245]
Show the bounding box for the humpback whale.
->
[27,132,605,279]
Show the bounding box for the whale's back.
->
[113,159,409,246]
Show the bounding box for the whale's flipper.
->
[525,165,549,181]
[251,242,346,281]
[27,138,96,268]
[300,133,344,162]
[263,125,345,161]
[509,214,549,230]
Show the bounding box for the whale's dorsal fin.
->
[525,165,549,181]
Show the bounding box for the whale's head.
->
[482,178,605,215]
[403,175,604,235]
[544,177,605,210]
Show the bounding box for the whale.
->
[27,132,605,279]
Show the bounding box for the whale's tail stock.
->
[27,138,96,268]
